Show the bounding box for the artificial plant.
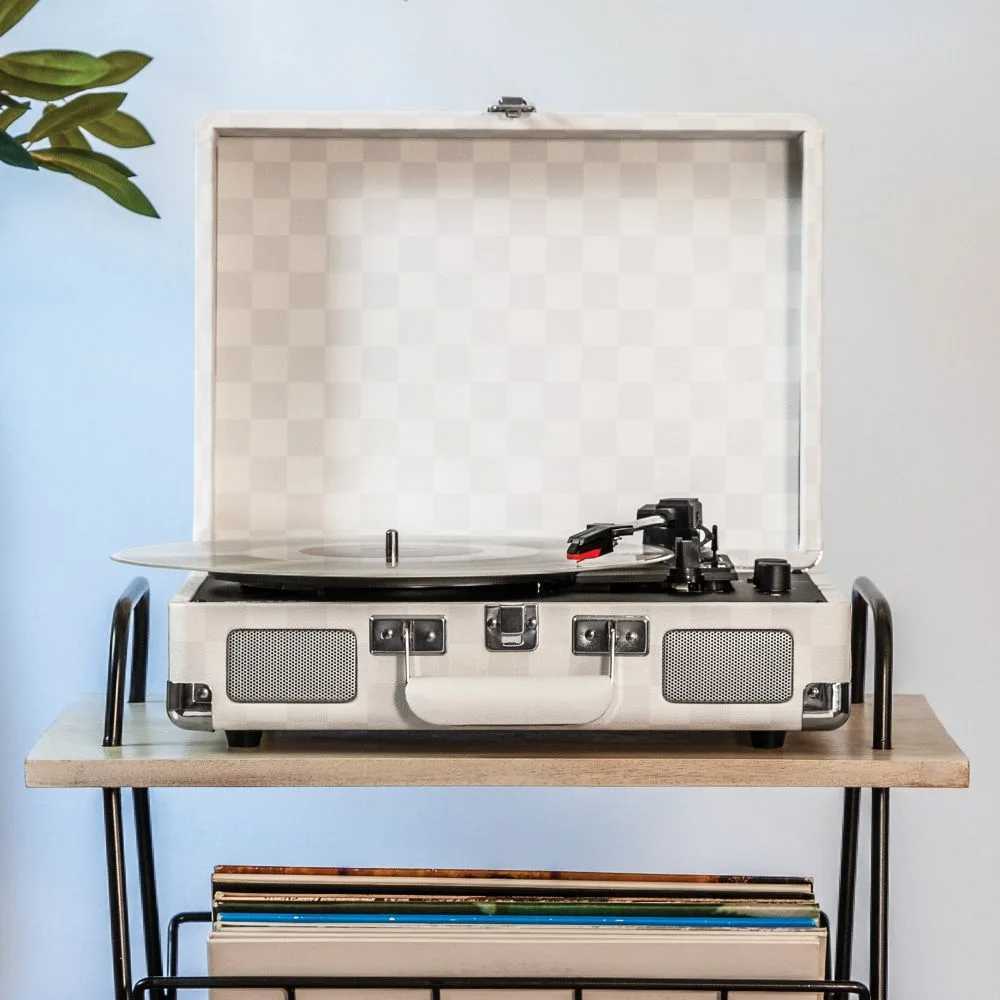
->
[0,0,157,217]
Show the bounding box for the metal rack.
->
[93,576,893,1000]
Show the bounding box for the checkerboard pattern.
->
[212,134,802,555]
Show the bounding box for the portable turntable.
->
[115,104,850,748]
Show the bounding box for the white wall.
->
[2,2,994,996]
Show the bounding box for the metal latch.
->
[488,96,535,118]
[485,604,538,650]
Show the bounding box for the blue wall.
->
[3,2,995,996]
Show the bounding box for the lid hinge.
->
[488,96,535,118]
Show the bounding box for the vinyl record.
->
[112,534,670,589]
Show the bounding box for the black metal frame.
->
[100,576,893,1000]
[137,975,871,999]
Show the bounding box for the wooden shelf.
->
[24,694,968,790]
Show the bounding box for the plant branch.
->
[0,25,157,217]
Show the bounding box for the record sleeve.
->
[208,923,827,1000]
[212,866,814,896]
[212,892,821,921]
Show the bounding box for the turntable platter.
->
[112,534,670,589]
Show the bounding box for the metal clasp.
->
[607,619,617,681]
[370,617,446,659]
[402,620,413,683]
[485,604,538,650]
[572,616,649,662]
[488,96,535,118]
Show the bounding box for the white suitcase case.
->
[121,104,850,746]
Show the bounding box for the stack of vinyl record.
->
[209,866,827,1000]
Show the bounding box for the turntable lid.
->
[198,110,823,568]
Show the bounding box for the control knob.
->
[752,557,792,595]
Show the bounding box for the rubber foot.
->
[749,730,787,750]
[225,730,263,749]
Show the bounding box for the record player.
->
[115,103,850,748]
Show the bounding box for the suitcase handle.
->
[400,619,617,726]
[404,674,616,726]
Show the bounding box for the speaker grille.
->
[226,628,358,704]
[662,628,793,704]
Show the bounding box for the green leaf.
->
[48,143,135,177]
[0,128,36,168]
[0,49,109,87]
[32,147,158,216]
[50,126,91,150]
[81,148,136,177]
[0,67,95,100]
[0,102,27,129]
[25,91,124,142]
[83,109,153,148]
[91,50,152,86]
[0,0,39,37]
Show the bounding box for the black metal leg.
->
[101,579,150,1000]
[848,578,894,1000]
[103,788,132,1000]
[133,788,165,1000]
[851,578,894,754]
[166,914,181,1000]
[104,578,150,749]
[166,912,211,1000]
[835,787,861,982]
[870,788,890,1000]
